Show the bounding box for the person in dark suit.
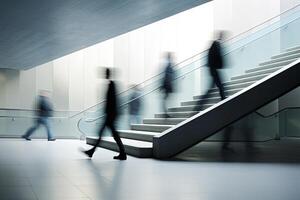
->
[82,68,127,160]
[199,31,231,150]
[161,52,175,118]
[22,90,55,141]
[197,31,226,110]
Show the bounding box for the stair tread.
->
[271,48,300,58]
[119,129,158,136]
[246,64,284,73]
[261,53,300,64]
[223,80,256,87]
[143,118,187,120]
[233,66,282,79]
[246,66,282,74]
[169,104,213,109]
[286,46,300,51]
[226,74,267,83]
[183,97,220,103]
[259,58,297,66]
[194,88,241,97]
[132,124,173,127]
[88,136,153,148]
[156,111,198,114]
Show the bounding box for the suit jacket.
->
[162,62,175,93]
[37,96,53,117]
[208,40,224,69]
[105,80,118,119]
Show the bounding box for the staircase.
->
[86,46,300,158]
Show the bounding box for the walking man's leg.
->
[22,119,41,140]
[83,120,106,158]
[110,123,127,160]
[222,125,233,150]
[213,70,226,100]
[162,92,169,117]
[197,77,215,112]
[42,118,55,141]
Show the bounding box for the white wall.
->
[0,39,115,111]
[114,2,214,86]
[214,0,281,36]
[281,0,300,11]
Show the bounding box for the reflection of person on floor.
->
[161,52,175,118]
[222,125,233,150]
[82,68,127,160]
[128,85,142,124]
[22,90,55,141]
[222,116,254,151]
[197,31,226,111]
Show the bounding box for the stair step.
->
[259,52,300,66]
[271,48,300,59]
[258,58,297,68]
[119,130,157,142]
[246,62,287,73]
[223,74,266,86]
[143,118,186,125]
[131,124,172,132]
[286,46,300,52]
[181,97,221,106]
[183,82,255,107]
[168,104,213,112]
[155,111,198,118]
[193,88,241,100]
[209,81,255,93]
[231,66,282,80]
[86,136,153,158]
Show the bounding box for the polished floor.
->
[0,138,300,200]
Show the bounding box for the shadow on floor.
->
[169,138,300,164]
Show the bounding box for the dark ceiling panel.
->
[0,0,211,70]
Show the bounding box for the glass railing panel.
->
[207,106,300,142]
[284,108,300,137]
[0,112,84,139]
[78,87,164,137]
[76,4,300,124]
[280,15,300,50]
[78,9,300,137]
[206,110,280,142]
[222,29,281,82]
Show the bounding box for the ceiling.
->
[0,0,210,70]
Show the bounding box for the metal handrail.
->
[0,108,77,119]
[0,115,66,119]
[255,107,300,118]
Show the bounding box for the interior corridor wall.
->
[0,39,114,111]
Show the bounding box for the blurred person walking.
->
[128,85,142,124]
[197,31,231,150]
[82,68,127,160]
[197,31,227,111]
[22,90,55,141]
[161,52,176,118]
